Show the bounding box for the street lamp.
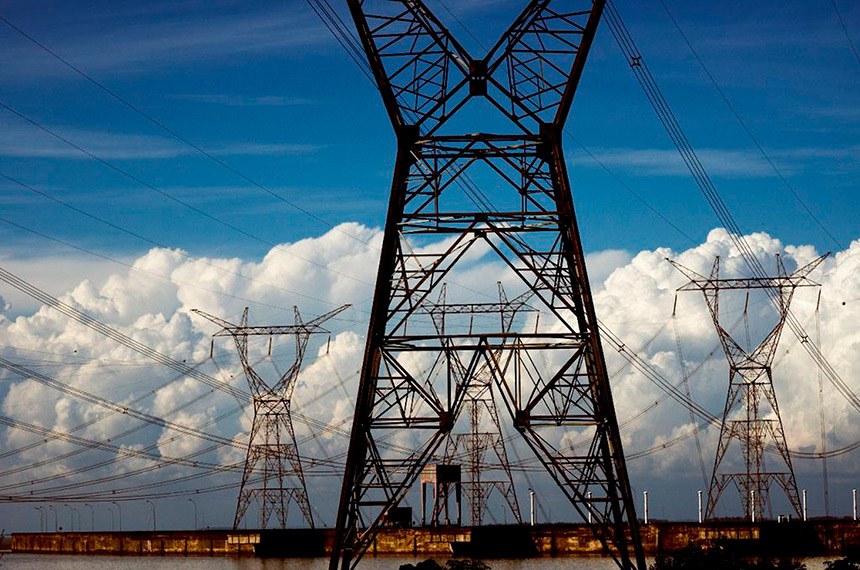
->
[528,489,535,526]
[188,498,198,530]
[112,501,122,531]
[145,500,156,531]
[109,505,115,531]
[84,503,94,531]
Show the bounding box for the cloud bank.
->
[0,224,858,527]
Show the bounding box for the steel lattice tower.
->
[331,1,645,569]
[671,255,826,520]
[435,284,527,526]
[194,305,349,529]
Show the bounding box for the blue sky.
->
[0,0,856,265]
[0,0,858,530]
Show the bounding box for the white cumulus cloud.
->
[0,223,857,526]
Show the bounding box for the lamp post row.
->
[26,489,860,531]
[638,488,859,523]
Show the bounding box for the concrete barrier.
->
[11,520,860,558]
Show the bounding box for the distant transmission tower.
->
[331,1,646,569]
[430,284,527,526]
[193,304,349,529]
[670,254,826,521]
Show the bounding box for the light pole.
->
[528,489,535,526]
[587,491,593,524]
[145,500,156,531]
[112,501,122,531]
[643,491,649,525]
[853,489,857,521]
[802,489,808,521]
[697,490,703,524]
[48,505,57,531]
[84,503,94,531]
[109,505,115,531]
[188,498,198,530]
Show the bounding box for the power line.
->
[656,0,843,250]
[0,170,365,315]
[0,12,375,250]
[829,0,860,70]
[0,213,317,315]
[0,264,251,402]
[604,0,860,421]
[0,99,374,290]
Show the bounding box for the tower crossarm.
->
[483,1,605,129]
[346,0,473,133]
[191,306,349,337]
[676,276,820,291]
[348,0,605,135]
[669,254,827,293]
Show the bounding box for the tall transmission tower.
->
[331,2,646,569]
[193,304,349,529]
[670,254,826,521]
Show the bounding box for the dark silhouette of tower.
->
[194,304,349,529]
[671,254,825,520]
[331,1,645,569]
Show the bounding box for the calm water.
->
[0,554,842,570]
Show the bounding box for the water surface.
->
[0,554,840,570]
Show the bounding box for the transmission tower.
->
[670,254,826,521]
[331,2,645,569]
[193,304,349,529]
[433,283,528,527]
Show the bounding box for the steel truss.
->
[671,255,826,521]
[194,304,349,529]
[332,1,645,569]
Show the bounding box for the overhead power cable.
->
[0,213,308,315]
[0,265,251,403]
[0,171,364,315]
[829,0,860,70]
[598,319,719,426]
[0,414,241,476]
[0,386,222,483]
[0,99,374,290]
[655,0,843,250]
[604,1,860,419]
[0,12,375,250]
[0,356,243,451]
[0,359,214,463]
[0,358,354,495]
[0,477,251,503]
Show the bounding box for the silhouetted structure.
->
[330,1,646,569]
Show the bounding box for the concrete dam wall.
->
[11,520,860,558]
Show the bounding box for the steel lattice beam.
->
[331,2,645,569]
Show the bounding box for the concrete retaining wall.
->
[12,520,860,558]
